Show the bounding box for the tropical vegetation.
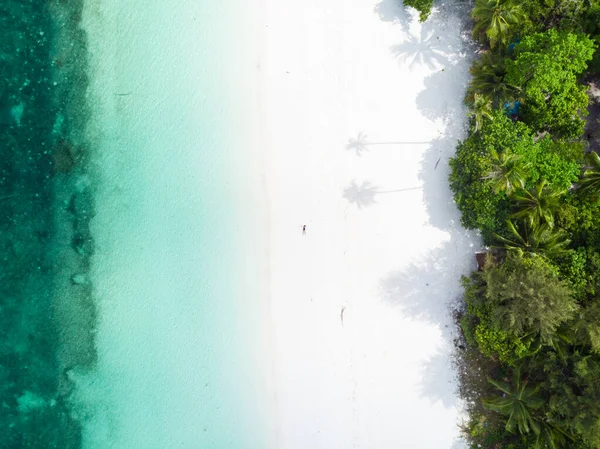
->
[403,0,435,22]
[444,0,600,447]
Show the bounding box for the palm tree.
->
[510,181,566,228]
[483,365,544,435]
[466,52,519,107]
[482,148,528,195]
[578,151,600,198]
[528,325,575,362]
[467,93,494,132]
[472,0,526,48]
[532,421,574,449]
[493,220,571,255]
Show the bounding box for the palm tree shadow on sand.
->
[391,25,450,71]
[390,1,473,72]
[346,132,431,156]
[343,180,423,208]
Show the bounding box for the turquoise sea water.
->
[1,1,270,447]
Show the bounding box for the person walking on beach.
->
[302,225,306,235]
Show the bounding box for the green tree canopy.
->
[518,137,581,191]
[505,30,596,138]
[449,111,531,239]
[556,194,600,249]
[577,302,600,354]
[522,0,599,33]
[449,112,579,241]
[482,253,578,341]
[545,352,600,447]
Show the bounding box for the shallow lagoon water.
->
[77,1,270,448]
[1,0,270,447]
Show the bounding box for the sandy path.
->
[264,0,479,447]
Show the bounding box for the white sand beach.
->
[264,0,480,447]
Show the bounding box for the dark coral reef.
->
[1,0,95,446]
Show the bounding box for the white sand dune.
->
[264,0,480,447]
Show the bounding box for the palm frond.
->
[579,151,600,197]
[493,220,571,254]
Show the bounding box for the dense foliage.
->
[447,0,600,447]
[449,111,581,242]
[472,0,526,48]
[403,0,434,21]
[505,30,595,138]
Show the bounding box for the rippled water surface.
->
[1,1,268,447]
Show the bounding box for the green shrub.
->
[404,0,434,22]
[553,248,588,301]
[506,29,596,138]
[553,248,600,300]
[460,314,478,348]
[521,137,581,191]
[461,273,530,362]
[483,252,578,341]
[557,195,600,249]
[449,112,580,240]
[449,112,523,240]
[473,314,530,362]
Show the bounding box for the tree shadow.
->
[419,133,469,232]
[389,1,472,72]
[373,0,412,33]
[343,179,423,208]
[391,23,450,71]
[377,0,481,413]
[382,239,475,327]
[346,132,432,156]
[419,350,460,408]
[450,438,468,449]
[416,62,471,123]
[414,3,476,233]
[343,180,379,208]
[381,237,479,408]
[346,132,371,156]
